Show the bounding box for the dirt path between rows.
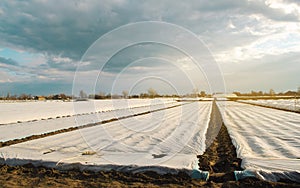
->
[0,101,299,187]
[198,101,243,182]
[198,123,243,182]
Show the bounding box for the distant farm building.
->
[34,96,46,101]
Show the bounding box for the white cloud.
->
[227,19,236,29]
[213,11,300,64]
[52,56,73,63]
[266,0,300,17]
[215,31,300,63]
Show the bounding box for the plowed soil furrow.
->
[198,101,242,182]
[198,123,243,182]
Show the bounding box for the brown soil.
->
[198,123,243,181]
[0,159,299,188]
[0,102,300,187]
[197,101,243,181]
[0,164,203,188]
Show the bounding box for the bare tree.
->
[98,91,106,98]
[122,90,129,99]
[19,93,28,100]
[6,92,10,99]
[79,90,87,99]
[148,88,157,98]
[192,88,199,98]
[200,91,206,97]
[269,89,275,96]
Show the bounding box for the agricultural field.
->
[0,98,177,124]
[0,101,211,175]
[238,99,300,112]
[0,99,299,187]
[217,101,300,182]
[0,99,179,142]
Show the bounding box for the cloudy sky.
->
[0,0,299,96]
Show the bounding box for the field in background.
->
[0,98,299,186]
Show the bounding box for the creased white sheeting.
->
[0,102,212,174]
[0,99,177,124]
[0,101,179,142]
[218,101,300,182]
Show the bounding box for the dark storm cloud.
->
[0,0,126,60]
[1,0,298,61]
[0,56,19,66]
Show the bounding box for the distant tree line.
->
[0,88,208,101]
[233,88,300,96]
[86,88,210,99]
[1,87,299,100]
[0,93,73,101]
[87,88,182,99]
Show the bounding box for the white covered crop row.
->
[0,102,212,175]
[0,98,177,124]
[218,101,300,182]
[0,101,181,142]
[239,99,300,112]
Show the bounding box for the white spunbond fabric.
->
[217,101,300,182]
[0,102,212,176]
[0,99,176,124]
[239,99,300,112]
[0,101,180,142]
